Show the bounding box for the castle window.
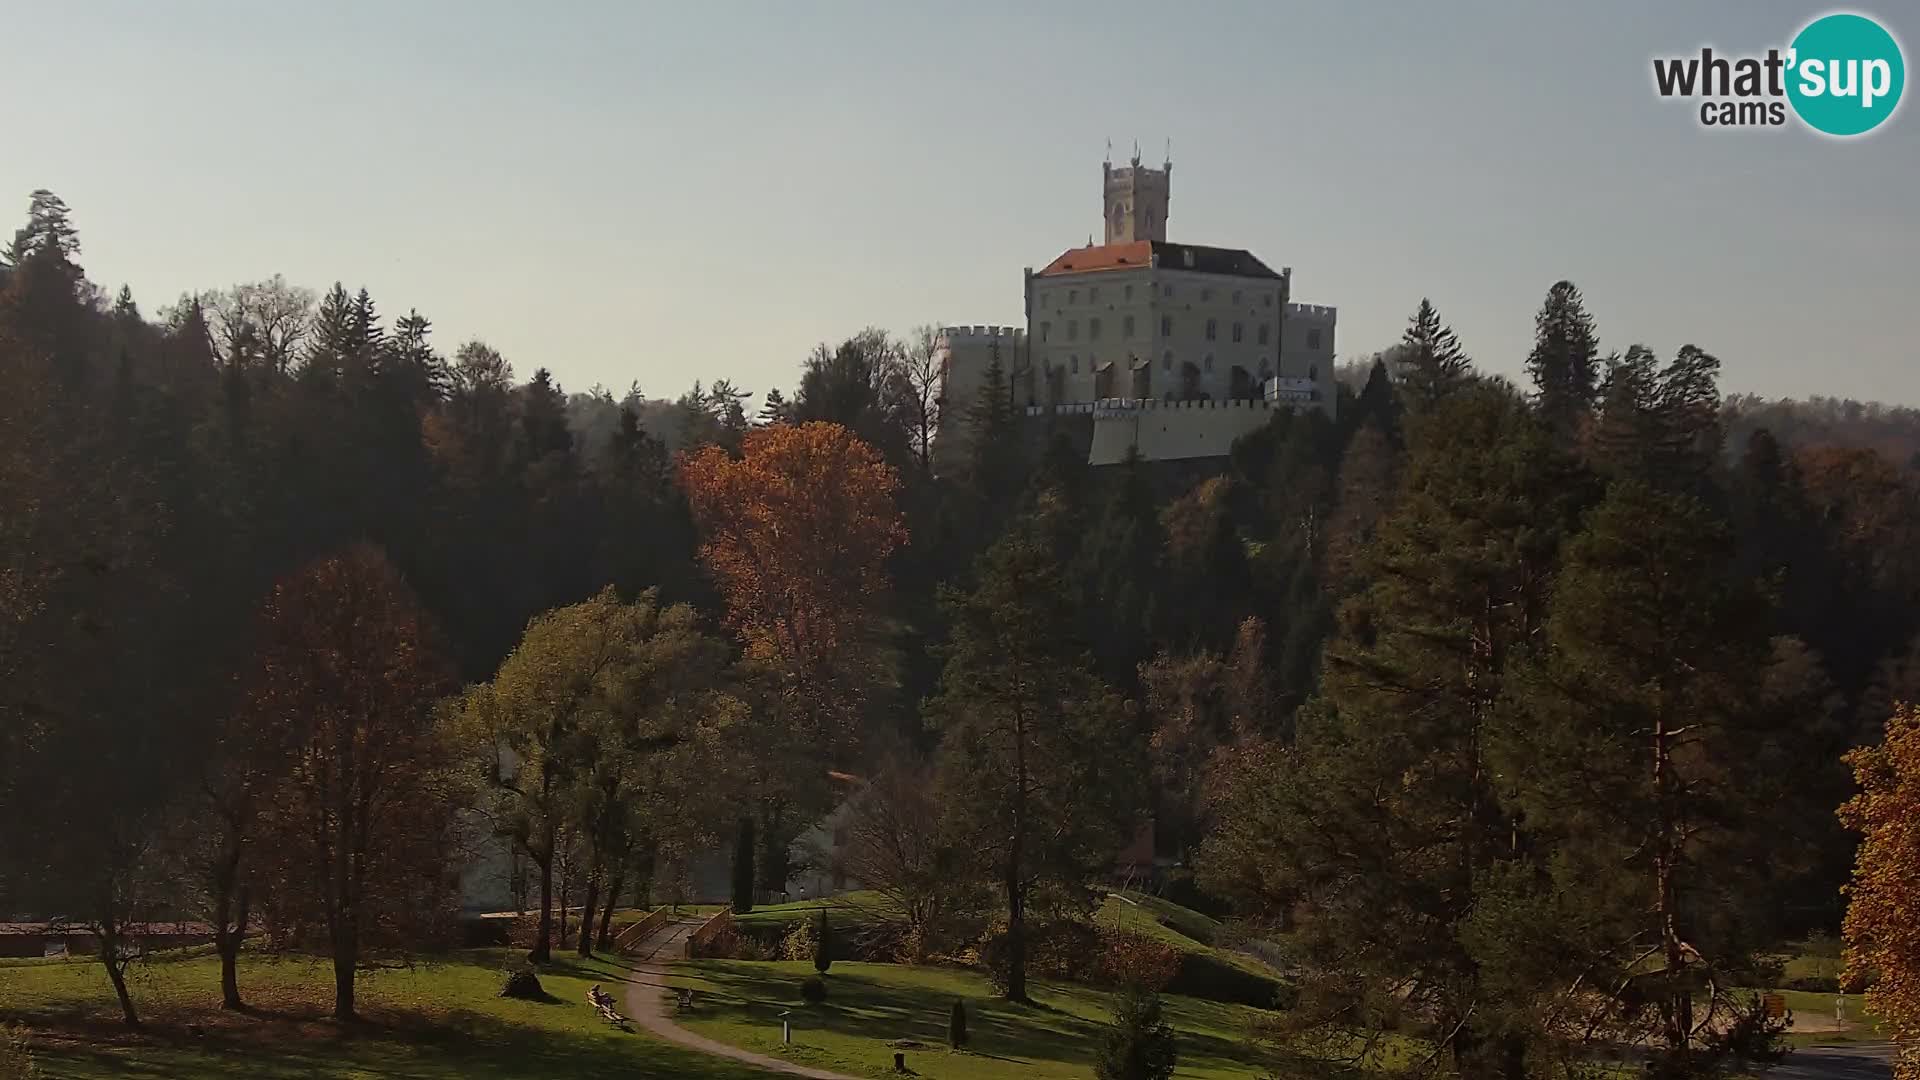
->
[1090,286,1101,303]
[1205,318,1217,341]
[1125,284,1134,301]
[1163,284,1174,298]
[1308,363,1319,380]
[1232,322,1243,343]
[1201,288,1213,302]
[1160,315,1172,336]
[1040,322,1051,343]
[1258,323,1270,345]
[1089,318,1102,341]
[1162,351,1172,371]
[1204,354,1214,372]
[1307,328,1323,350]
[1072,355,1080,373]
[1068,321,1079,341]
[1069,289,1078,305]
[1233,290,1243,305]
[1122,315,1135,337]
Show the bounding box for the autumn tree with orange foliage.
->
[679,421,906,893]
[1841,705,1920,1080]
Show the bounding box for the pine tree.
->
[1395,298,1471,409]
[758,387,791,425]
[948,999,968,1049]
[1068,448,1162,688]
[929,504,1146,1002]
[1204,382,1594,1075]
[1499,481,1781,1075]
[1093,989,1177,1080]
[1525,280,1601,441]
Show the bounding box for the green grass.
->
[668,958,1284,1079]
[0,948,770,1079]
[730,892,897,934]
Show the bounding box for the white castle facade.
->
[935,155,1336,468]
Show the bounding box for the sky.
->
[3,1,1916,405]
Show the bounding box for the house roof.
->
[1035,241,1284,281]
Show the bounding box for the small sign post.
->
[1764,992,1788,1020]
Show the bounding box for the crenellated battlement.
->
[939,324,1026,341]
[1285,302,1337,321]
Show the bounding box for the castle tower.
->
[1102,148,1170,244]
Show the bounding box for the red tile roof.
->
[1035,241,1283,280]
[1036,241,1151,276]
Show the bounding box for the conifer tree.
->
[929,503,1146,1002]
[1395,298,1471,410]
[1093,989,1177,1080]
[1499,481,1782,1075]
[1525,280,1602,441]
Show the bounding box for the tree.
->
[248,545,461,1021]
[898,325,943,473]
[1394,298,1471,409]
[839,758,978,960]
[1841,706,1920,1080]
[680,420,905,706]
[457,589,639,963]
[1499,481,1780,1076]
[791,328,913,464]
[928,505,1146,1002]
[1068,448,1162,688]
[1202,383,1591,1076]
[813,908,832,974]
[1525,280,1601,442]
[1093,989,1177,1080]
[948,999,968,1049]
[758,387,791,425]
[3,190,80,267]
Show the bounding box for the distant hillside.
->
[1724,394,1920,466]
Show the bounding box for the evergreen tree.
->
[1525,279,1601,442]
[1093,989,1177,1080]
[929,504,1146,1002]
[812,908,831,974]
[1499,481,1783,1075]
[1068,448,1162,688]
[948,998,968,1049]
[1395,298,1471,409]
[1202,383,1593,1076]
[758,387,791,425]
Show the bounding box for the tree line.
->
[3,189,1917,1077]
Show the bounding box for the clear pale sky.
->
[3,1,1915,404]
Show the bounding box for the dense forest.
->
[4,188,1919,1078]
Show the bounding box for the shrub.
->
[1098,928,1181,992]
[1165,952,1289,1009]
[948,999,968,1049]
[800,975,829,1004]
[1,1024,39,1080]
[498,968,547,1000]
[1094,989,1177,1080]
[779,917,817,961]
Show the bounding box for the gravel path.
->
[619,916,860,1080]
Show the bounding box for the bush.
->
[1098,928,1181,992]
[948,999,968,1049]
[2,1023,40,1080]
[498,968,547,1000]
[779,917,816,962]
[800,975,829,1004]
[1094,989,1177,1080]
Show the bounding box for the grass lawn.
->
[669,958,1286,1079]
[0,948,770,1079]
[730,892,897,936]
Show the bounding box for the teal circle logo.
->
[1787,13,1905,136]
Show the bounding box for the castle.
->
[934,153,1337,468]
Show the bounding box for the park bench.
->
[586,985,631,1030]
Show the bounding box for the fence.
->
[611,907,671,956]
[685,910,735,959]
